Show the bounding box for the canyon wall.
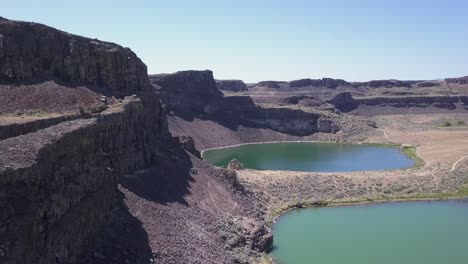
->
[151,70,340,137]
[0,96,166,264]
[329,92,468,112]
[0,17,168,264]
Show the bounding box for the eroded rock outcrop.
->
[153,71,341,137]
[328,92,468,112]
[151,70,221,96]
[289,78,350,89]
[228,159,244,171]
[328,92,359,112]
[216,79,248,92]
[359,79,412,88]
[446,76,468,85]
[356,95,468,110]
[178,134,201,158]
[256,80,282,89]
[0,17,152,95]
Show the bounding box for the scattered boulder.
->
[178,134,201,158]
[249,222,273,252]
[227,159,244,171]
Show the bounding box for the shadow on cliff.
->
[165,94,321,136]
[76,191,153,264]
[119,136,195,206]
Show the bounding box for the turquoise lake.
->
[272,200,468,264]
[202,142,414,172]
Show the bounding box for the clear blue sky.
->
[2,0,468,82]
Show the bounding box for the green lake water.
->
[202,142,414,172]
[272,200,468,264]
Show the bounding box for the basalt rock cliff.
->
[0,17,152,95]
[328,92,468,113]
[0,18,273,264]
[216,79,248,91]
[151,70,340,136]
[0,96,167,264]
[289,78,350,89]
[446,76,468,85]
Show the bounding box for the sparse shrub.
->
[457,120,465,126]
[14,110,24,116]
[24,109,42,116]
[444,121,452,127]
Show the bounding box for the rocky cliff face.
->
[327,92,468,113]
[446,76,468,85]
[327,92,359,112]
[215,79,248,91]
[0,19,278,264]
[0,17,152,95]
[151,70,220,96]
[152,71,340,136]
[357,95,468,110]
[256,80,283,89]
[0,96,166,264]
[289,78,350,89]
[357,79,412,88]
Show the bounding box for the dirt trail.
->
[451,154,468,172]
[382,129,392,143]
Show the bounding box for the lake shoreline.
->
[270,199,468,264]
[202,141,416,172]
[231,136,468,263]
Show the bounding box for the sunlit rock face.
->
[0,17,152,95]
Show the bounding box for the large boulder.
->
[249,221,273,252]
[327,92,359,112]
[227,159,244,171]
